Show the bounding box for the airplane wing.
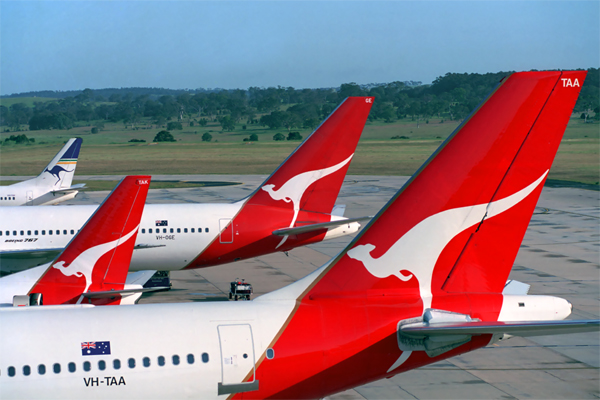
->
[400,319,600,338]
[272,216,372,236]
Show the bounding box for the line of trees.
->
[1,69,598,133]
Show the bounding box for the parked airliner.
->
[0,138,84,206]
[0,97,374,274]
[1,71,597,399]
[0,176,159,307]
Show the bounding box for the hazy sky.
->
[1,1,598,95]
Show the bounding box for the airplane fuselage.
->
[0,180,78,206]
[0,202,358,273]
[0,288,571,399]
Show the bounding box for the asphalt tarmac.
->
[17,174,600,399]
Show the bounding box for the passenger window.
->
[187,354,195,364]
[128,358,135,369]
[83,361,91,372]
[68,362,76,372]
[49,230,53,235]
[53,363,61,374]
[142,229,145,234]
[143,357,150,367]
[113,359,121,370]
[184,228,188,233]
[149,228,153,233]
[98,360,106,371]
[63,230,67,235]
[8,366,15,377]
[202,353,209,363]
[34,230,38,235]
[170,228,174,233]
[70,230,74,235]
[38,364,46,375]
[205,228,209,233]
[177,228,181,233]
[4,231,8,236]
[0,231,2,236]
[56,230,60,235]
[13,231,17,236]
[191,228,195,233]
[27,230,31,235]
[266,348,275,359]
[158,356,165,366]
[163,228,167,233]
[42,230,46,235]
[20,230,24,236]
[172,355,180,365]
[23,365,31,376]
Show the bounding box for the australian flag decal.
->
[155,220,168,227]
[81,341,111,356]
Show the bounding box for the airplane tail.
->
[246,97,374,215]
[297,71,586,307]
[36,137,82,189]
[27,175,151,305]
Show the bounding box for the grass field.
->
[1,115,598,186]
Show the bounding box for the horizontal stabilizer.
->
[503,280,530,295]
[401,319,600,338]
[331,205,346,217]
[50,183,86,194]
[82,287,170,298]
[134,244,166,250]
[126,270,157,286]
[272,216,371,236]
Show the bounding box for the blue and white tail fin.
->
[36,138,83,189]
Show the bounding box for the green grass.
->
[1,115,598,185]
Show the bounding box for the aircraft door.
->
[219,218,233,243]
[26,191,33,205]
[217,324,258,395]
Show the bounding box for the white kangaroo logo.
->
[52,225,139,304]
[347,171,548,311]
[262,154,354,248]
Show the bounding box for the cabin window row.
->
[141,227,209,234]
[1,229,77,236]
[1,196,16,201]
[4,353,209,377]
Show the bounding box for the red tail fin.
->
[28,176,151,304]
[248,97,374,215]
[304,71,586,308]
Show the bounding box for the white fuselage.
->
[0,180,78,206]
[0,297,296,399]
[0,202,245,272]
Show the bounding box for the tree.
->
[243,133,258,142]
[198,118,208,127]
[167,121,183,130]
[219,116,235,131]
[153,130,175,142]
[287,131,302,141]
[201,132,212,142]
[273,133,285,141]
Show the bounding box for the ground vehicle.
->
[229,279,253,300]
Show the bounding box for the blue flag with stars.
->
[81,341,111,356]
